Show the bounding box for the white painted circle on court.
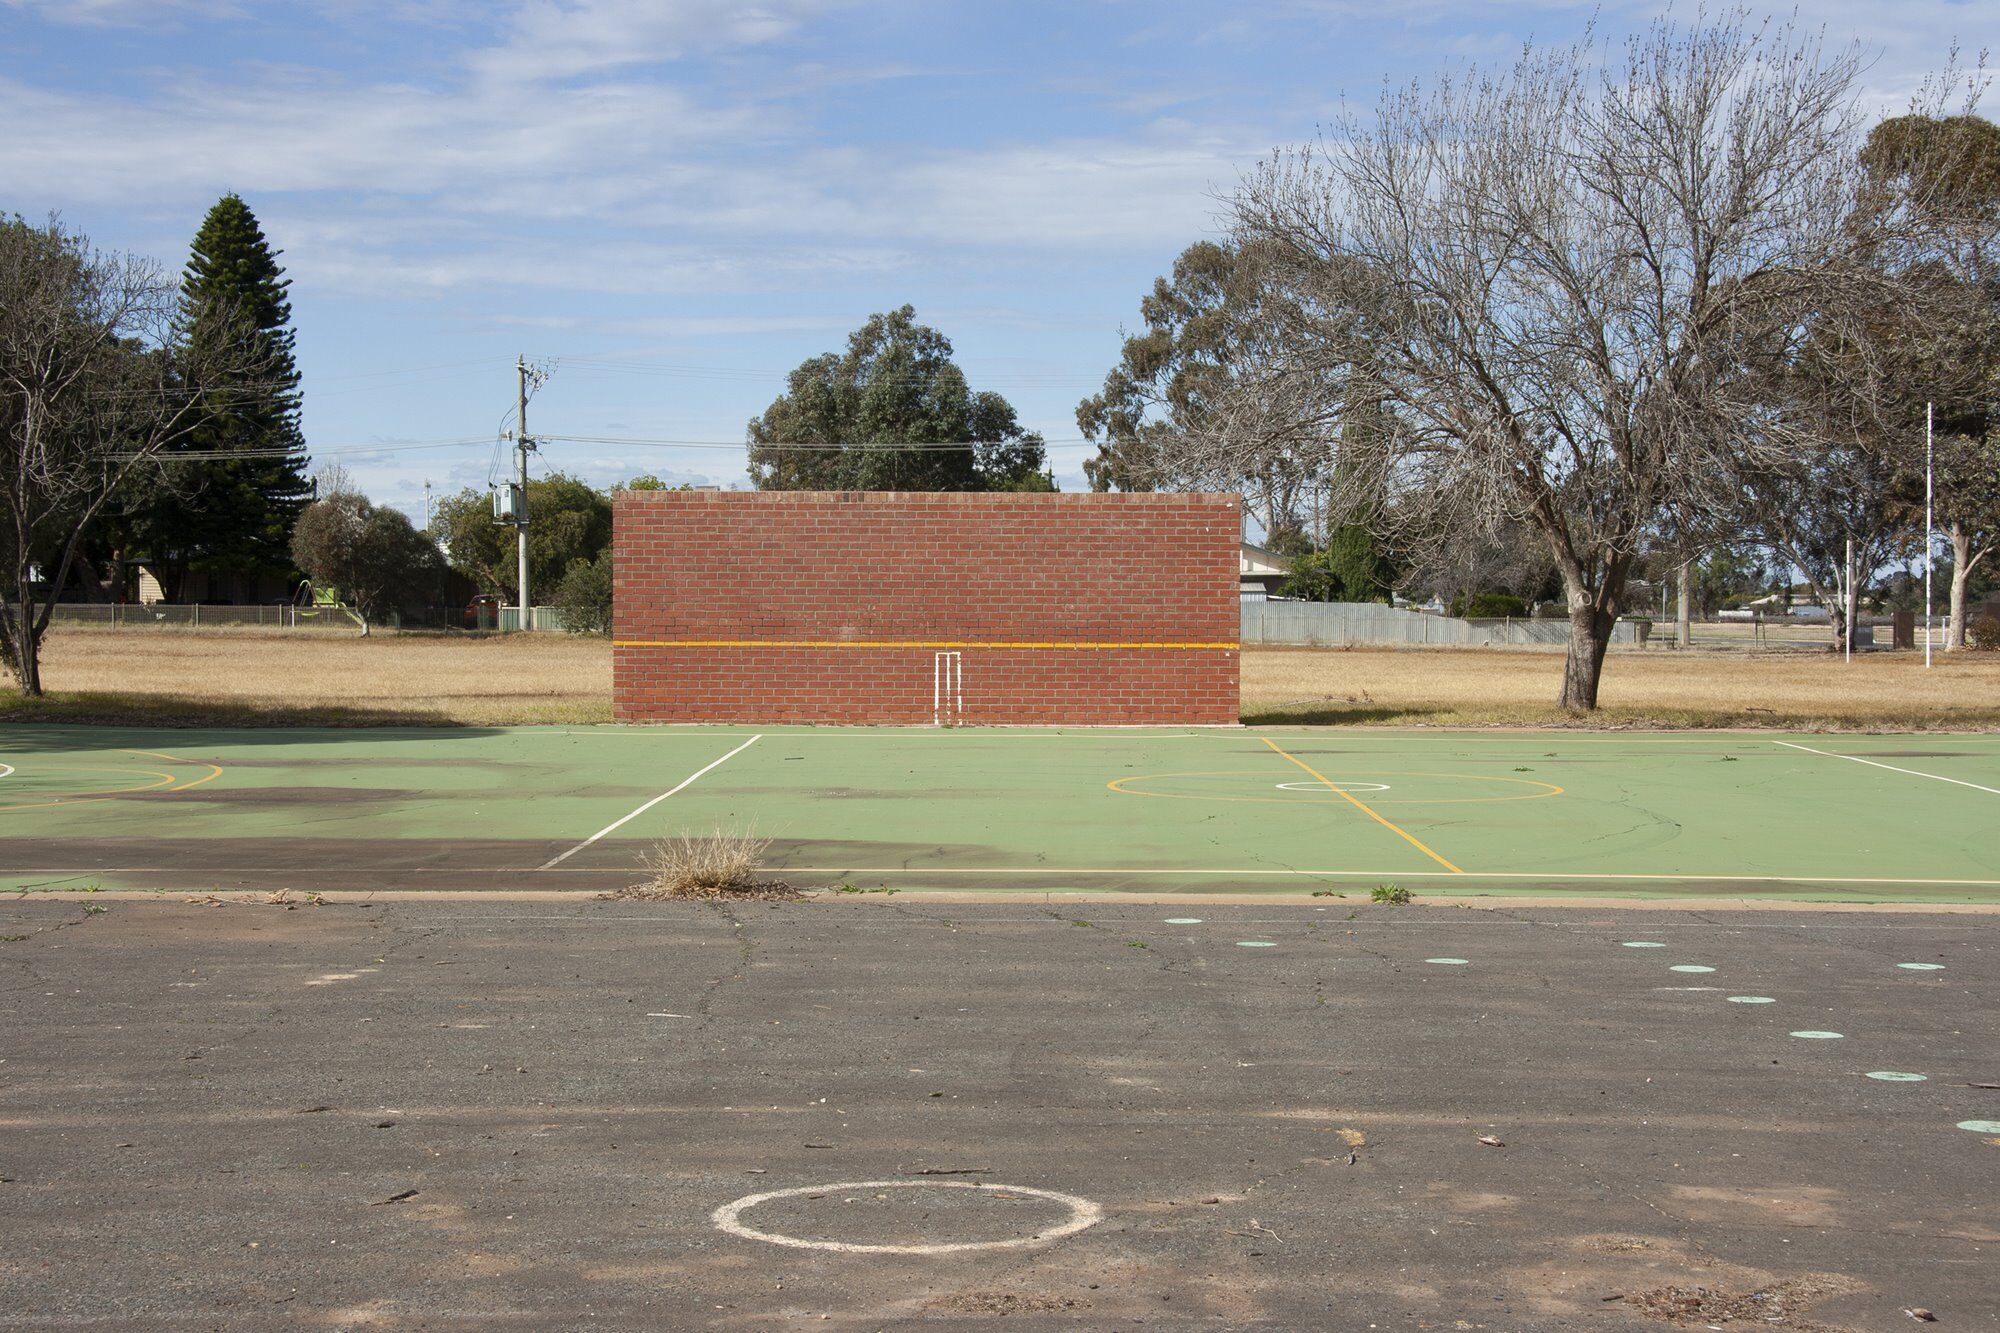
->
[0,764,14,779]
[1622,942,1667,949]
[1164,918,1204,925]
[1865,1072,1927,1082]
[1426,958,1468,966]
[1958,1120,2000,1134]
[1668,965,1716,974]
[1789,1030,1844,1040]
[1236,941,1277,948]
[1897,963,1946,971]
[1726,996,1776,1004]
[1276,781,1392,794]
[711,1180,1102,1255]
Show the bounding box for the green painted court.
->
[1,725,1996,899]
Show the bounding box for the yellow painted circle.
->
[1107,768,1563,806]
[0,755,222,812]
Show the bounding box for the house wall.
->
[612,491,1241,725]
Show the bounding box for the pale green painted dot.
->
[1622,941,1667,949]
[1865,1071,1927,1082]
[1789,1030,1843,1040]
[1164,918,1204,925]
[1426,957,1468,966]
[1898,962,1945,971]
[1726,996,1775,1004]
[1669,965,1716,973]
[1236,941,1276,948]
[1958,1120,2000,1134]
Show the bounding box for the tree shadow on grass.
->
[0,690,502,730]
[1243,703,1453,727]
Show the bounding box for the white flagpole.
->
[1845,537,1854,665]
[1924,401,1934,668]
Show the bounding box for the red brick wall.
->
[612,491,1240,725]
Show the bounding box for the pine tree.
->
[139,194,311,598]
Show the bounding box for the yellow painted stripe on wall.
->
[614,639,1238,651]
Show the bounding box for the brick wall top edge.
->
[612,490,1242,508]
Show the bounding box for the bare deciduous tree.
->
[1233,13,1912,707]
[0,216,254,695]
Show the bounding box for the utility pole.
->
[421,479,433,531]
[1924,401,1934,668]
[515,355,535,629]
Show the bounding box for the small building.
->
[1240,543,1288,601]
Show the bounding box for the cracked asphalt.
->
[1,897,1995,1330]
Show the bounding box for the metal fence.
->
[47,603,365,631]
[1241,601,1646,648]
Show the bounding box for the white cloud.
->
[467,0,826,83]
[0,0,243,24]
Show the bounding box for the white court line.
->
[0,764,14,778]
[537,734,763,871]
[1773,740,2000,798]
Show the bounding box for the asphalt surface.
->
[1,898,1995,1330]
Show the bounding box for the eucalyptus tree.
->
[1233,13,1922,707]
[0,216,256,695]
[748,306,1051,493]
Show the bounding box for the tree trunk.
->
[1948,525,1972,651]
[1560,604,1616,710]
[1676,561,1692,649]
[4,594,42,697]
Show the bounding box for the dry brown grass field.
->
[4,627,1997,729]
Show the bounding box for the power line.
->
[110,436,494,462]
[537,433,1095,451]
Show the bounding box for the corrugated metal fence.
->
[1241,601,1645,647]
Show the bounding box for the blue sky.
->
[1,0,1984,520]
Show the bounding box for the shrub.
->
[1450,591,1529,619]
[1969,612,2000,651]
[551,550,612,634]
[623,828,781,899]
[1370,883,1413,905]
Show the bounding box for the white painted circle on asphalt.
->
[1897,963,1945,971]
[1958,1120,2000,1134]
[1276,781,1391,794]
[1622,942,1667,949]
[1425,958,1468,966]
[1865,1072,1927,1082]
[712,1180,1102,1255]
[1726,996,1776,1004]
[1669,965,1716,973]
[1163,918,1204,925]
[1789,1031,1844,1040]
[1236,941,1277,948]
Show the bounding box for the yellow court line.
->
[1260,737,1465,874]
[614,639,1237,650]
[0,766,181,812]
[124,750,225,794]
[1107,769,1564,805]
[0,751,223,814]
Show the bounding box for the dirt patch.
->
[598,878,807,902]
[1622,1276,1863,1330]
[150,786,407,806]
[924,1292,1090,1315]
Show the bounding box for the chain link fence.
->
[47,603,366,631]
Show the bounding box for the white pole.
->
[1844,537,1854,665]
[1924,401,1934,668]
